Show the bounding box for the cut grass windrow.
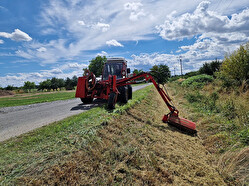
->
[0,86,152,184]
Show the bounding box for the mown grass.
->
[0,91,75,108]
[0,85,152,184]
[1,85,227,185]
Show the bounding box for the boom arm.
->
[117,72,178,116]
[117,72,196,133]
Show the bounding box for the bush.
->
[185,91,204,103]
[219,43,249,86]
[199,59,222,76]
[182,74,214,88]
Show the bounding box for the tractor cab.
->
[102,58,130,80]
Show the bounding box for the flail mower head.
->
[162,113,197,134]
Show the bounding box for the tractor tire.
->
[118,86,128,104]
[108,92,117,109]
[128,85,132,100]
[80,97,93,104]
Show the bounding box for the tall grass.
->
[171,75,249,147]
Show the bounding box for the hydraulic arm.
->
[117,72,197,134]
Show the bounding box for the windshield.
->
[103,62,123,80]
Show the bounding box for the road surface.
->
[0,84,151,142]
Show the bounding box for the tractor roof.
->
[106,57,127,64]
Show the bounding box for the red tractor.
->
[75,57,197,134]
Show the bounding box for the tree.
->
[219,43,249,84]
[23,81,36,92]
[88,56,107,77]
[65,77,73,90]
[57,78,65,89]
[133,69,144,81]
[39,79,51,91]
[51,77,60,90]
[133,69,143,75]
[5,85,15,91]
[150,64,171,84]
[199,59,222,76]
[71,75,78,87]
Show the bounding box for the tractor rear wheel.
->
[108,92,117,109]
[128,85,132,100]
[118,86,128,104]
[80,97,93,104]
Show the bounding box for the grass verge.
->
[167,80,249,184]
[0,85,227,185]
[0,86,152,184]
[0,91,75,108]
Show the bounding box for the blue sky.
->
[0,0,249,87]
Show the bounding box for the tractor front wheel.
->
[80,97,93,104]
[128,85,132,100]
[118,86,128,104]
[108,92,117,109]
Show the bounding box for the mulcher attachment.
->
[162,113,197,134]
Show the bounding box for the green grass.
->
[169,81,249,149]
[0,85,152,184]
[131,82,148,87]
[0,91,76,108]
[181,74,214,89]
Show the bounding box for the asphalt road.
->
[0,84,151,142]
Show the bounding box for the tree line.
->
[0,76,78,92]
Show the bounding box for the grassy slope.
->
[0,91,76,108]
[167,81,249,184]
[0,86,151,184]
[0,85,226,185]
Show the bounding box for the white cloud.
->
[0,29,32,42]
[124,2,146,21]
[0,39,3,44]
[129,52,211,75]
[124,2,143,11]
[97,51,108,56]
[4,0,249,77]
[0,62,88,87]
[94,22,110,32]
[106,39,123,47]
[78,20,85,26]
[37,47,47,52]
[156,1,249,41]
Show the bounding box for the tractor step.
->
[162,114,197,134]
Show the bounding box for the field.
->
[0,91,75,108]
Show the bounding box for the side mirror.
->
[127,68,130,74]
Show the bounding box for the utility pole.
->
[179,56,183,76]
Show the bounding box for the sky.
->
[0,0,249,87]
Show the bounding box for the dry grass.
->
[0,90,14,97]
[218,147,249,184]
[167,81,249,185]
[17,88,226,185]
